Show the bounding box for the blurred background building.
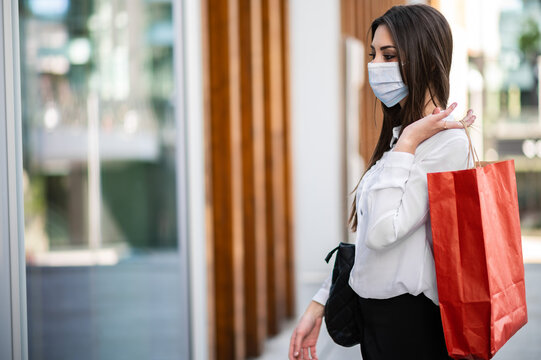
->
[0,0,540,360]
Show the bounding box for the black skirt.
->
[356,293,453,360]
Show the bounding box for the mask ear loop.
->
[397,48,407,83]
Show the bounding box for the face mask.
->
[367,62,408,108]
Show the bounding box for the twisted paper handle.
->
[459,120,481,169]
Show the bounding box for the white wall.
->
[290,0,344,290]
[180,1,208,359]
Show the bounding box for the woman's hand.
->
[288,301,324,360]
[394,103,476,154]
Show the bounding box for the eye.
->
[383,54,396,60]
[368,53,375,60]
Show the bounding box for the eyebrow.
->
[370,45,397,51]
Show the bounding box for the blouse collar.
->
[390,125,402,148]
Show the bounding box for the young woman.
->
[289,4,476,360]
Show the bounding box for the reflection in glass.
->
[20,0,186,358]
[465,0,541,231]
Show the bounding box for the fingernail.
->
[468,109,473,114]
[294,352,299,357]
[452,102,457,108]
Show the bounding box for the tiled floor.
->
[255,237,541,360]
[26,251,188,360]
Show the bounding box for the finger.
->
[303,347,310,360]
[288,331,296,359]
[436,103,457,119]
[290,329,303,359]
[431,102,457,122]
[310,346,318,360]
[432,107,441,115]
[293,331,304,358]
[460,111,476,126]
[442,108,475,130]
[464,114,476,126]
[447,115,476,129]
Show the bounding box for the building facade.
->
[12,1,541,360]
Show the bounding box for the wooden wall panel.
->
[262,0,288,336]
[280,0,295,319]
[239,0,267,357]
[202,0,295,357]
[359,0,382,164]
[203,0,246,359]
[341,0,357,35]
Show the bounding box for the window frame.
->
[0,0,28,359]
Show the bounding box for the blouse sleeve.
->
[312,273,331,306]
[364,130,470,250]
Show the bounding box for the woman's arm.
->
[364,134,469,249]
[363,105,476,250]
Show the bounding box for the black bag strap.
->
[325,245,340,263]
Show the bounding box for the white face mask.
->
[367,62,408,108]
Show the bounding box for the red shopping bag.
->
[428,157,528,360]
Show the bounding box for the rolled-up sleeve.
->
[312,274,331,306]
[364,133,469,250]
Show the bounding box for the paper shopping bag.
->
[428,159,528,360]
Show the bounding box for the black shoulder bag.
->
[323,242,360,347]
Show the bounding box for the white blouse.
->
[313,121,471,306]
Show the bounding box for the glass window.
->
[19,0,188,358]
[479,0,541,231]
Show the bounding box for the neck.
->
[423,102,437,117]
[397,91,443,118]
[422,91,440,117]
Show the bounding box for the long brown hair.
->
[349,4,453,232]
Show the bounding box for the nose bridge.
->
[372,52,386,63]
[372,55,384,63]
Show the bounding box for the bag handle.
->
[459,119,481,168]
[325,246,340,263]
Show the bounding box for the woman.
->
[288,4,476,360]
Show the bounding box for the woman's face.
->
[369,25,398,64]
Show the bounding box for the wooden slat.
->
[203,0,246,358]
[280,0,295,319]
[341,0,356,36]
[239,0,268,357]
[262,0,288,336]
[229,0,246,356]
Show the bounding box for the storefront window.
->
[478,0,541,231]
[19,0,188,358]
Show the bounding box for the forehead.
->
[371,24,395,48]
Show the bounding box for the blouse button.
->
[360,209,364,216]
